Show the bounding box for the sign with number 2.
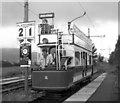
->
[17,21,35,39]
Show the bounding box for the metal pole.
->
[24,0,29,100]
[56,29,59,70]
[24,0,28,22]
[88,28,90,38]
[58,33,61,70]
[56,42,58,70]
[68,12,86,32]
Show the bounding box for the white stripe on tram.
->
[73,71,92,83]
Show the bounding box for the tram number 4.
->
[19,28,32,37]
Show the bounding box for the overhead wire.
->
[15,1,99,35]
[77,2,107,55]
[77,2,100,36]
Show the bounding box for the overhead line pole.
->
[87,28,105,38]
[24,0,28,22]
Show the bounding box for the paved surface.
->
[65,73,107,102]
[87,63,119,102]
[64,63,119,103]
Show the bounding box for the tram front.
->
[31,13,74,91]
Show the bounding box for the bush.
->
[13,62,20,66]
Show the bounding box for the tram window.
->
[86,52,87,60]
[85,52,87,66]
[75,52,80,65]
[81,52,83,59]
[63,50,66,56]
[75,52,80,60]
[83,52,85,59]
[89,55,91,64]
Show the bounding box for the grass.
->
[1,62,118,79]
[2,66,31,78]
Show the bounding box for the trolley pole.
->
[24,0,29,100]
[68,12,86,33]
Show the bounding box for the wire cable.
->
[77,2,100,36]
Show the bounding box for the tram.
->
[32,13,93,90]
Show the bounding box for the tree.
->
[92,43,97,65]
[109,35,120,66]
[98,53,104,62]
[115,35,120,66]
[109,51,116,64]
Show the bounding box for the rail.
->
[1,75,31,93]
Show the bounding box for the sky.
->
[0,0,119,58]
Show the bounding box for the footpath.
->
[87,63,119,102]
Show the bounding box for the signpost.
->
[17,0,35,100]
[17,21,35,41]
[17,21,35,67]
[17,21,35,100]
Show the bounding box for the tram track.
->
[1,75,31,93]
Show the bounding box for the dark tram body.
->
[32,13,94,90]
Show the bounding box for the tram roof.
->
[72,24,92,43]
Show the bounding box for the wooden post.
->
[24,0,29,100]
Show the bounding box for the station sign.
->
[39,13,54,19]
[17,21,35,41]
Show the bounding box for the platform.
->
[63,73,107,103]
[63,64,119,103]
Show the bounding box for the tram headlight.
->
[42,38,48,44]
